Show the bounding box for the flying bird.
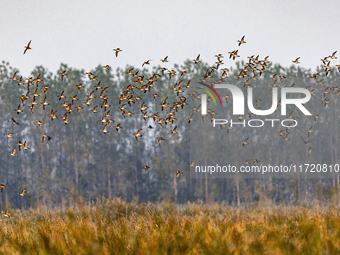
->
[0,184,7,192]
[23,40,32,54]
[133,129,143,141]
[187,161,196,167]
[11,116,21,125]
[175,170,183,179]
[156,137,165,145]
[113,48,122,57]
[142,165,150,171]
[2,210,10,218]
[161,56,169,62]
[9,147,17,156]
[242,138,249,146]
[5,133,13,138]
[142,60,151,67]
[18,188,27,196]
[193,54,201,64]
[292,57,300,64]
[237,35,246,46]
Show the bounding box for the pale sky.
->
[1,0,340,76]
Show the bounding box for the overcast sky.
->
[1,0,340,76]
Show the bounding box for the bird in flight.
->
[113,48,122,57]
[156,137,165,145]
[175,170,183,179]
[41,134,52,142]
[11,118,20,125]
[36,121,44,128]
[142,60,151,67]
[18,188,27,196]
[22,141,30,150]
[242,138,249,146]
[2,210,10,218]
[23,40,32,54]
[187,161,196,167]
[170,126,178,134]
[101,124,109,134]
[60,70,67,81]
[0,184,7,192]
[9,147,17,156]
[5,133,13,138]
[114,123,122,131]
[142,165,150,171]
[237,35,246,46]
[10,71,18,81]
[292,57,300,64]
[133,129,143,141]
[161,56,169,63]
[193,54,201,64]
[306,146,313,154]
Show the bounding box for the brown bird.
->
[0,184,7,192]
[330,51,337,59]
[22,141,30,150]
[14,105,23,115]
[41,96,49,110]
[113,48,122,57]
[193,54,201,64]
[91,105,98,113]
[10,71,18,81]
[41,134,52,142]
[161,56,169,63]
[2,210,10,218]
[170,126,178,134]
[101,124,109,134]
[187,161,196,167]
[133,129,143,141]
[60,70,67,81]
[16,76,23,86]
[11,118,19,125]
[142,165,150,171]
[58,91,65,100]
[242,138,249,146]
[187,114,194,124]
[23,40,32,54]
[156,137,165,145]
[9,147,17,156]
[76,83,83,92]
[306,146,313,154]
[18,188,27,196]
[142,60,151,67]
[237,35,246,46]
[5,133,13,138]
[306,126,313,137]
[175,170,183,179]
[114,123,122,131]
[35,121,44,128]
[292,57,300,64]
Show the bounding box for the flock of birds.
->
[1,36,339,217]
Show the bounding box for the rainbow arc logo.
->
[197,82,222,106]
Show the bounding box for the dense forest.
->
[0,58,339,209]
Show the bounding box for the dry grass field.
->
[0,198,339,254]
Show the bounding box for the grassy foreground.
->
[0,198,340,254]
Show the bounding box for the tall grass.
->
[0,198,339,254]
